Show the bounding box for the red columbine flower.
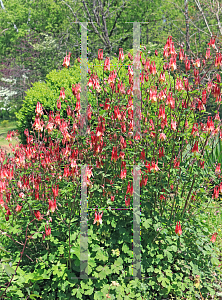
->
[215,163,221,175]
[19,192,25,199]
[48,199,57,213]
[169,56,177,71]
[159,147,164,158]
[134,131,141,141]
[140,175,148,187]
[166,92,175,109]
[34,210,43,220]
[133,51,141,70]
[193,59,200,68]
[210,232,218,243]
[215,112,220,121]
[175,78,184,91]
[212,83,220,98]
[72,83,81,96]
[160,189,165,201]
[119,151,125,160]
[185,57,190,72]
[150,61,157,75]
[45,225,51,236]
[179,48,184,61]
[205,48,211,59]
[159,72,166,83]
[192,141,199,153]
[93,211,103,226]
[104,57,110,71]
[171,119,177,131]
[207,116,215,133]
[191,191,197,201]
[119,48,124,61]
[145,161,151,173]
[62,52,71,68]
[120,168,127,179]
[104,98,110,110]
[161,118,168,130]
[212,186,219,199]
[151,159,160,172]
[111,146,118,163]
[126,181,133,196]
[125,195,130,207]
[215,53,222,68]
[52,185,59,198]
[159,132,166,141]
[183,78,190,92]
[202,89,207,104]
[191,123,199,137]
[16,205,22,212]
[174,157,180,169]
[33,117,43,132]
[35,102,43,116]
[59,87,65,100]
[158,88,166,101]
[140,149,145,160]
[158,105,166,120]
[149,86,157,103]
[57,99,61,110]
[98,49,103,60]
[208,36,216,49]
[6,209,11,216]
[175,221,182,236]
[199,160,204,168]
[121,122,126,133]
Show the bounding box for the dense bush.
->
[0,208,221,299]
[1,37,222,299]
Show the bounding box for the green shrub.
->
[1,210,221,299]
[0,120,9,127]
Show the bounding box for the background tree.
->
[0,0,222,121]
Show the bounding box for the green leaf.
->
[165,269,173,278]
[3,264,16,277]
[70,246,80,259]
[96,265,111,279]
[211,257,220,266]
[29,294,42,299]
[158,276,170,287]
[111,219,116,228]
[154,268,162,274]
[0,246,11,254]
[142,218,152,229]
[168,245,177,252]
[122,243,129,253]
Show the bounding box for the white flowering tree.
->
[0,77,18,118]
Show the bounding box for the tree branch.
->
[81,0,108,46]
[215,0,222,35]
[193,0,212,36]
[108,1,127,38]
[0,0,18,32]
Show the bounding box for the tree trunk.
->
[184,0,190,53]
